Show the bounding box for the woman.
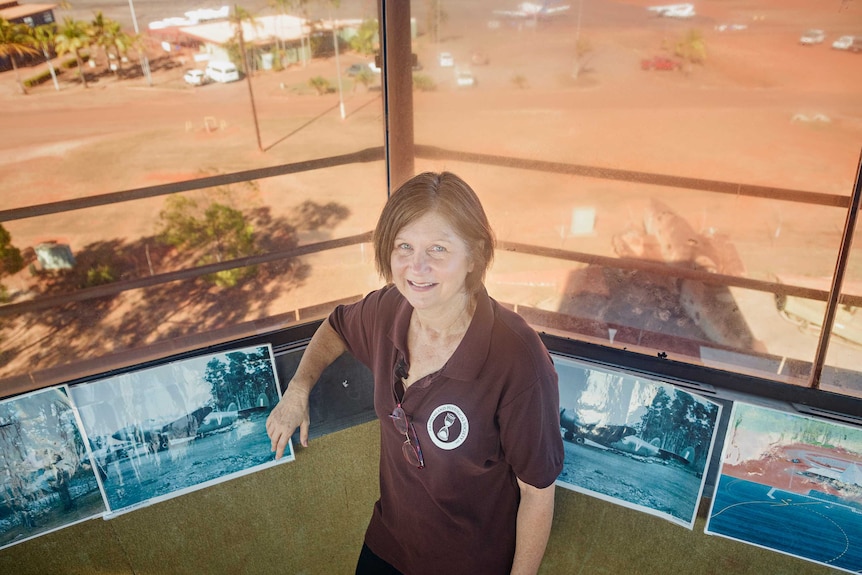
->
[266,172,563,575]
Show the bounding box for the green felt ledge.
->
[0,422,841,575]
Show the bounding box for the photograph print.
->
[553,356,721,528]
[705,402,862,573]
[70,344,292,516]
[0,386,105,550]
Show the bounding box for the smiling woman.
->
[266,172,564,575]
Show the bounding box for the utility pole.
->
[127,0,152,86]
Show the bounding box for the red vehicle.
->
[641,56,681,70]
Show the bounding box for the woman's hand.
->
[266,384,311,458]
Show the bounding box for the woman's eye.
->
[397,243,411,251]
[429,245,446,253]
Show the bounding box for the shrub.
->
[24,69,56,88]
[309,76,334,95]
[84,264,116,287]
[511,74,528,89]
[412,73,436,92]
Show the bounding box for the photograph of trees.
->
[70,344,290,516]
[554,356,721,528]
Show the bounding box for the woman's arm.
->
[265,319,347,457]
[511,478,556,575]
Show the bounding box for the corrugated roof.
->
[179,15,308,45]
[177,15,361,46]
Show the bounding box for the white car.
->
[183,69,208,86]
[832,35,854,50]
[799,29,825,45]
[455,70,475,87]
[438,52,454,67]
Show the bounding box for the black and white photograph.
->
[706,403,862,573]
[0,386,105,550]
[553,356,721,528]
[275,347,376,441]
[70,344,291,517]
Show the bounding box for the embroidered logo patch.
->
[427,404,469,450]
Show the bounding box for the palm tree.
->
[33,23,60,90]
[0,17,40,95]
[229,4,263,151]
[55,17,91,88]
[349,18,377,55]
[102,20,133,74]
[89,10,109,67]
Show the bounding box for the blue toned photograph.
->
[553,356,721,529]
[0,386,105,550]
[70,344,292,516]
[706,403,862,574]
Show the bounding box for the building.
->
[0,1,57,71]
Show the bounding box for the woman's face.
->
[390,211,475,314]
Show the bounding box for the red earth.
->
[1,0,861,383]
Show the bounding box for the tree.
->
[349,18,377,55]
[0,224,24,277]
[674,29,706,71]
[32,23,60,91]
[55,17,91,88]
[229,4,263,151]
[268,0,310,66]
[0,223,23,305]
[0,17,40,95]
[89,12,131,74]
[157,191,260,288]
[88,11,109,66]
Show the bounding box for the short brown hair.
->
[373,172,496,294]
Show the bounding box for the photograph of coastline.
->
[0,386,105,550]
[70,344,291,517]
[706,402,862,573]
[553,356,721,529]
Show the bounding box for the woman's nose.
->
[410,251,430,271]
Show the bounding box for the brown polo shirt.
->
[329,284,563,575]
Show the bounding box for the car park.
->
[438,52,454,67]
[832,35,854,50]
[799,29,826,45]
[183,69,209,86]
[640,56,680,70]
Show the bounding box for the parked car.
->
[347,63,377,76]
[640,56,680,71]
[455,69,476,87]
[832,35,855,50]
[850,37,862,53]
[438,52,454,67]
[799,29,826,45]
[183,69,209,86]
[205,61,241,83]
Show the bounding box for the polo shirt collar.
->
[387,286,494,384]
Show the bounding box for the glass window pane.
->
[410,1,861,390]
[821,210,862,398]
[1,2,386,385]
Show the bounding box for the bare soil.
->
[1,0,861,384]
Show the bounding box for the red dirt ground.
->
[1,0,861,382]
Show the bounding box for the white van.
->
[205,61,240,83]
